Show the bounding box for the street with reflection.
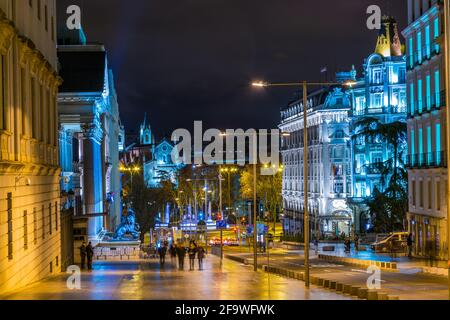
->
[1,255,352,300]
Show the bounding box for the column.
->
[81,120,104,239]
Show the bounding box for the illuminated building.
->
[57,29,122,263]
[0,1,62,293]
[279,84,353,238]
[349,16,407,233]
[403,0,447,259]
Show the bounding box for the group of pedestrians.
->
[162,240,206,271]
[79,242,94,271]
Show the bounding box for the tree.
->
[239,164,283,231]
[354,117,408,233]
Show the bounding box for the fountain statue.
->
[113,208,141,240]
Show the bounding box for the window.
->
[371,152,383,164]
[33,207,37,244]
[426,75,431,110]
[428,180,432,209]
[44,5,48,31]
[418,79,423,113]
[417,32,422,63]
[48,204,52,235]
[437,181,441,211]
[37,0,41,20]
[0,55,6,130]
[7,193,13,260]
[434,17,440,52]
[31,78,36,138]
[55,202,58,231]
[410,83,415,115]
[409,37,414,67]
[419,128,424,164]
[372,93,382,108]
[419,180,424,208]
[425,25,431,58]
[410,129,415,166]
[42,205,45,239]
[436,123,441,165]
[372,69,382,84]
[427,126,432,164]
[24,210,28,250]
[435,70,440,107]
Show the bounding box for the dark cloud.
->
[58,0,406,137]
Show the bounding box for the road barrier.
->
[318,254,398,271]
[222,252,400,300]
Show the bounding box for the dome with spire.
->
[374,15,404,58]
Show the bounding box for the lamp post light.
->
[119,164,141,194]
[252,80,355,287]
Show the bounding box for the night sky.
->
[58,0,406,139]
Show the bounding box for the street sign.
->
[216,220,227,230]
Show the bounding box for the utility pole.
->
[303,81,310,288]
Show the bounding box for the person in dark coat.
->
[86,242,94,271]
[79,242,87,270]
[177,245,186,270]
[158,244,167,266]
[354,234,360,252]
[407,233,414,258]
[188,241,197,271]
[197,246,206,270]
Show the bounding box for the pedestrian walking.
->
[354,234,359,252]
[79,242,87,270]
[344,238,351,253]
[170,244,177,262]
[407,233,414,259]
[188,241,197,271]
[177,245,186,271]
[158,244,167,266]
[197,246,206,270]
[86,242,94,271]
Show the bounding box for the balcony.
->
[353,105,406,117]
[407,43,441,71]
[406,151,447,169]
[408,90,446,118]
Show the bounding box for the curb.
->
[318,254,398,272]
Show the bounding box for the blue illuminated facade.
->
[349,16,407,232]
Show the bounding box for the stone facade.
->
[0,0,62,293]
[403,0,448,260]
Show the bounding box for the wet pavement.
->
[224,246,450,300]
[0,254,353,300]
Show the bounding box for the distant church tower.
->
[140,113,154,145]
[375,16,404,58]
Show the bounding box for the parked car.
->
[371,232,409,253]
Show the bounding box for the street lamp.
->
[119,164,141,194]
[252,79,355,287]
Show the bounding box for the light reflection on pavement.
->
[1,254,353,300]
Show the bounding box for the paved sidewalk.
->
[1,254,352,300]
[223,247,449,300]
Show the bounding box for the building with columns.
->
[349,16,407,233]
[279,84,353,239]
[0,0,62,293]
[403,0,447,260]
[58,33,122,261]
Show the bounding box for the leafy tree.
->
[354,117,408,233]
[239,164,283,231]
